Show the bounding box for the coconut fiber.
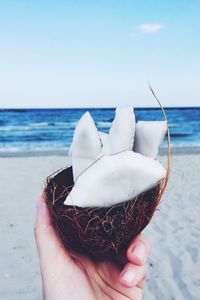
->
[45,166,163,261]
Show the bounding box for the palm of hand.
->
[35,197,148,300]
[42,248,144,300]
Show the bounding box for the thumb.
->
[34,195,75,290]
[34,194,71,266]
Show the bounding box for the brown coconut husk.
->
[45,87,170,261]
[45,167,164,260]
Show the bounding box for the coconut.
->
[45,99,170,261]
[45,166,163,260]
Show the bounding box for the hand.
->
[34,195,151,300]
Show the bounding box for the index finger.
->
[127,234,151,266]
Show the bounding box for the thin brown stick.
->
[148,83,171,204]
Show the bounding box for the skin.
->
[34,195,151,300]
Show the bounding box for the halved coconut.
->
[45,105,169,260]
[45,165,164,260]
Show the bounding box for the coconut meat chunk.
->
[98,131,108,147]
[109,106,135,152]
[71,111,102,182]
[68,143,73,156]
[64,150,166,207]
[98,107,135,156]
[134,121,167,159]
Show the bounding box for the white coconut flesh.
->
[64,150,166,207]
[66,107,167,207]
[99,106,135,156]
[71,111,102,182]
[98,131,108,147]
[134,121,167,159]
[68,143,73,156]
[68,124,103,157]
[71,107,135,180]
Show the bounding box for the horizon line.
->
[1,106,200,110]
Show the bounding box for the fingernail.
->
[132,243,146,262]
[121,269,135,285]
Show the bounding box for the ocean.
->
[0,107,200,155]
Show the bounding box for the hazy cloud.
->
[139,23,165,33]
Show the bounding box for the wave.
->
[0,125,31,131]
[96,121,112,128]
[0,141,70,152]
[169,123,178,128]
[30,121,77,127]
[99,118,114,122]
[161,141,200,148]
[1,141,200,155]
[0,120,7,126]
[0,122,77,132]
[30,122,49,126]
[170,133,192,138]
[0,109,28,113]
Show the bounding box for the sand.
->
[0,151,199,300]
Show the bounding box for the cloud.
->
[138,23,165,33]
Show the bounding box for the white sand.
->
[0,152,199,300]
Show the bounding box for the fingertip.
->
[127,241,148,266]
[119,268,136,288]
[119,264,148,289]
[130,234,151,252]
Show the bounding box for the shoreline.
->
[0,145,200,157]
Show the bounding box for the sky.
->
[0,0,199,108]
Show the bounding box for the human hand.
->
[34,195,151,300]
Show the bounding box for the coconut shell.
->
[45,166,163,261]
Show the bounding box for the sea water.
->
[0,107,200,155]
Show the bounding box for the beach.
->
[0,150,200,300]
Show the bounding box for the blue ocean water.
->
[0,107,200,154]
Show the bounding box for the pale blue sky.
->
[0,0,199,108]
